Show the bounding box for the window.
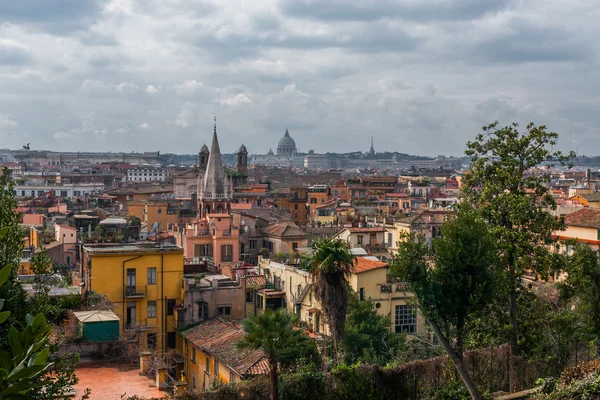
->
[221,245,233,262]
[192,377,196,389]
[357,235,363,245]
[74,191,81,197]
[217,305,231,315]
[167,331,176,349]
[197,301,208,320]
[167,299,176,316]
[249,240,256,250]
[205,357,210,374]
[194,244,212,257]
[395,305,416,334]
[359,288,365,301]
[245,291,254,303]
[157,208,162,214]
[230,371,236,383]
[147,267,156,285]
[310,198,317,204]
[192,347,196,363]
[292,242,298,251]
[147,333,156,350]
[147,301,156,318]
[214,359,219,377]
[294,204,298,210]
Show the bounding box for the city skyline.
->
[1,1,599,156]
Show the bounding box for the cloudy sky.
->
[0,0,598,156]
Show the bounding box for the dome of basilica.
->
[277,129,297,156]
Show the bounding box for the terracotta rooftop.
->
[564,208,600,229]
[353,257,388,274]
[180,318,268,377]
[262,223,307,238]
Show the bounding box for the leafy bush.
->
[426,380,471,400]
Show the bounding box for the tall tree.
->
[390,209,498,400]
[307,238,354,364]
[238,309,311,400]
[0,170,29,345]
[461,122,573,363]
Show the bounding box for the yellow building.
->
[82,243,185,353]
[259,256,426,336]
[180,318,269,393]
[555,207,600,253]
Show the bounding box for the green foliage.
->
[342,294,406,365]
[390,208,498,399]
[462,121,575,356]
[561,243,600,337]
[238,309,316,400]
[426,380,472,400]
[280,361,326,400]
[391,209,497,354]
[0,170,29,346]
[0,313,53,398]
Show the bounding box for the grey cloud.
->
[0,44,32,65]
[0,0,105,34]
[1,0,600,155]
[279,0,509,22]
[470,19,590,64]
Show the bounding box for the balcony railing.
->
[125,285,146,298]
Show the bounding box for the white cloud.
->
[140,122,149,128]
[217,93,252,105]
[173,80,204,95]
[0,114,18,130]
[145,85,157,94]
[116,81,139,93]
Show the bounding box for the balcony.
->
[125,285,146,298]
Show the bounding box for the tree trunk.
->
[269,358,278,400]
[429,320,481,400]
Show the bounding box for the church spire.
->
[197,117,233,216]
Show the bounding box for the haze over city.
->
[1,0,599,156]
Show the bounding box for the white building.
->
[14,183,105,198]
[126,167,172,182]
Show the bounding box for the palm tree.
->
[237,309,301,400]
[308,238,354,364]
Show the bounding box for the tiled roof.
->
[180,318,268,377]
[353,257,388,274]
[564,208,600,229]
[262,223,307,238]
[579,193,600,202]
[244,275,266,287]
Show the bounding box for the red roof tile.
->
[353,257,388,274]
[564,208,600,229]
[180,318,268,377]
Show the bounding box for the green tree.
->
[0,227,54,399]
[0,170,29,346]
[306,238,355,364]
[342,294,406,365]
[462,121,574,363]
[562,242,600,337]
[390,209,498,400]
[237,309,310,400]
